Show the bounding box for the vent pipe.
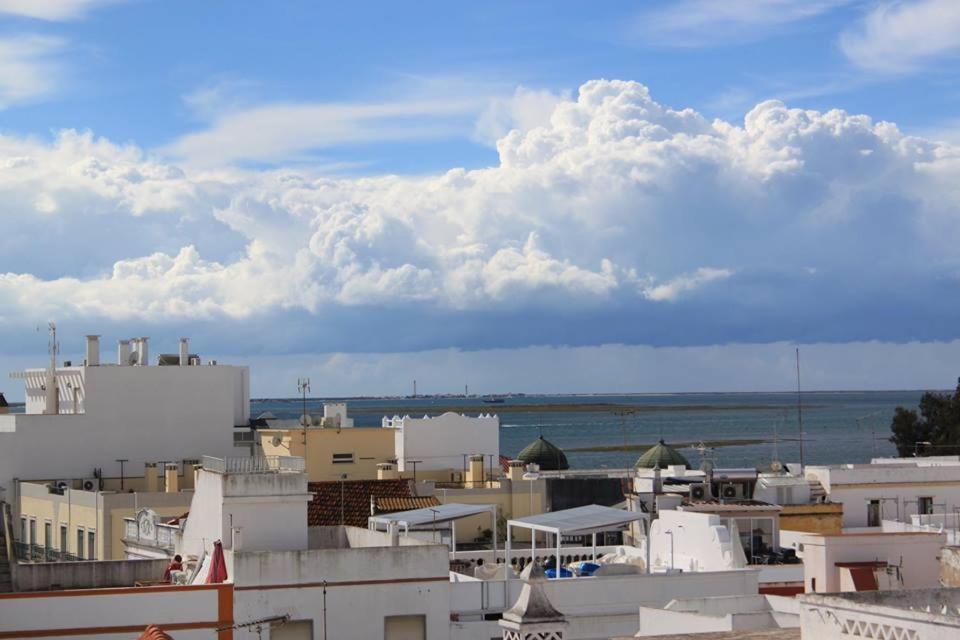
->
[85,335,100,366]
[179,338,189,366]
[118,340,131,366]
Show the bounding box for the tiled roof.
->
[374,496,440,514]
[138,625,174,640]
[308,479,413,527]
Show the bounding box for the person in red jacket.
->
[162,554,183,583]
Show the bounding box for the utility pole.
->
[796,348,805,472]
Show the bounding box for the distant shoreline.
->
[344,403,815,414]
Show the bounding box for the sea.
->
[251,390,934,470]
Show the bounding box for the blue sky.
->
[2,0,960,398]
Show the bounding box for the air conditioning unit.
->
[721,485,738,499]
[689,483,708,501]
[80,478,98,492]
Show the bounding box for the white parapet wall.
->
[799,589,960,640]
[384,411,500,472]
[0,583,232,639]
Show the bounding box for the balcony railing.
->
[202,455,305,474]
[122,518,176,550]
[14,542,80,563]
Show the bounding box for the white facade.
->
[805,459,960,527]
[649,510,747,572]
[800,529,945,593]
[177,457,451,640]
[0,582,231,639]
[0,335,249,495]
[384,411,499,471]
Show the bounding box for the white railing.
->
[202,455,305,474]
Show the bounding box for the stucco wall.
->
[387,412,499,472]
[1,362,248,502]
[0,583,230,640]
[259,426,395,482]
[14,558,168,591]
[780,503,843,535]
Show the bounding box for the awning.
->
[368,502,497,529]
[508,504,648,536]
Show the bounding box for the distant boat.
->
[483,396,506,404]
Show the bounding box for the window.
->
[29,519,36,547]
[60,524,68,553]
[76,528,85,560]
[918,497,934,516]
[19,517,26,544]
[87,531,96,561]
[44,522,52,550]
[332,453,355,464]
[867,500,881,527]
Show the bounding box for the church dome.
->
[517,436,569,471]
[634,440,691,469]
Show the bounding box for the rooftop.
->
[616,631,800,640]
[635,440,691,470]
[308,478,414,527]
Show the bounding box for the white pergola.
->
[368,502,498,554]
[506,504,650,579]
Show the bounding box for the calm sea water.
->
[251,391,931,469]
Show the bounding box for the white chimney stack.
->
[137,337,149,366]
[85,335,100,367]
[118,339,131,366]
[179,338,189,366]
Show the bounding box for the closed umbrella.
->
[205,539,228,584]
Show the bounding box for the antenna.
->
[795,347,805,471]
[297,378,311,426]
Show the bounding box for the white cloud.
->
[631,0,849,47]
[841,0,960,72]
[164,96,487,168]
[0,0,123,21]
[474,86,568,145]
[0,79,958,355]
[0,35,65,109]
[642,268,734,302]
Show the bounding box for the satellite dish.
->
[271,435,283,447]
[128,352,139,365]
[771,460,784,473]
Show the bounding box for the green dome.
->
[517,436,569,471]
[634,440,691,469]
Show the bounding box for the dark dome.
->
[634,440,691,469]
[517,436,569,471]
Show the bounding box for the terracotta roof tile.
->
[374,496,440,514]
[308,479,413,528]
[138,625,174,640]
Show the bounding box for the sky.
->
[2,0,960,399]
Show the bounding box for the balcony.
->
[202,455,305,474]
[122,518,177,552]
[14,543,80,563]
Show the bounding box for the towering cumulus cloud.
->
[1,80,958,351]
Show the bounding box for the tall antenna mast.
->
[795,347,805,471]
[297,378,311,425]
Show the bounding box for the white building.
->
[800,588,960,640]
[384,411,499,472]
[805,457,960,528]
[177,455,452,640]
[799,528,945,594]
[0,334,249,499]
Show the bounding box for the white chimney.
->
[85,335,100,367]
[137,337,149,366]
[118,339,131,366]
[179,338,189,366]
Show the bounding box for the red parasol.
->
[205,539,228,584]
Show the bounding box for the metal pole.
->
[796,348,805,471]
[322,579,328,640]
[116,459,127,491]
